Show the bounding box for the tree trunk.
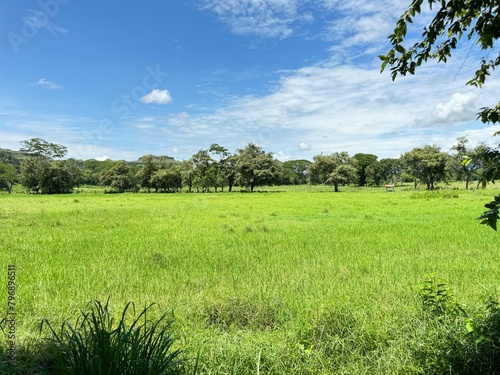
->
[429,176,435,190]
[334,183,339,192]
[465,176,470,190]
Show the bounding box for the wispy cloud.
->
[158,56,498,159]
[140,89,172,105]
[198,0,312,39]
[36,78,63,90]
[197,0,411,44]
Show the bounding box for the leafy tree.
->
[380,0,500,124]
[450,136,487,189]
[352,153,378,187]
[180,160,195,193]
[209,143,230,192]
[150,166,182,193]
[192,149,214,192]
[19,138,67,159]
[20,156,47,193]
[38,160,81,194]
[0,161,17,194]
[365,162,383,187]
[281,160,312,185]
[309,152,357,192]
[223,155,238,192]
[18,139,82,194]
[402,145,450,190]
[235,143,282,192]
[99,161,137,193]
[136,155,159,192]
[20,157,81,194]
[65,158,84,188]
[378,158,404,185]
[381,1,500,227]
[478,149,500,229]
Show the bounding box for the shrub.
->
[414,274,500,374]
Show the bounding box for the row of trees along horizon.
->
[0,137,492,195]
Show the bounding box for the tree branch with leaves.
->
[381,0,500,229]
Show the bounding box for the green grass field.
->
[1,187,500,373]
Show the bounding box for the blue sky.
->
[1,0,499,161]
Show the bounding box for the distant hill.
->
[0,148,25,168]
[0,148,180,172]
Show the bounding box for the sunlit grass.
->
[1,187,500,373]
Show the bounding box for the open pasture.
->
[1,188,500,373]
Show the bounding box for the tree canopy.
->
[309,152,357,192]
[403,145,450,190]
[352,153,378,187]
[0,161,17,194]
[19,138,67,159]
[450,136,487,189]
[99,160,136,193]
[2,138,493,197]
[235,143,282,192]
[381,0,500,122]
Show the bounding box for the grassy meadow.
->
[1,186,500,373]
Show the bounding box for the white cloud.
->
[36,78,62,89]
[432,92,478,124]
[140,89,172,105]
[149,56,497,160]
[95,155,110,161]
[135,124,156,129]
[299,142,311,150]
[274,150,290,161]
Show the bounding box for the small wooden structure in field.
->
[385,184,395,192]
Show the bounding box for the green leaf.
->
[490,111,498,123]
[380,59,388,73]
[395,45,405,54]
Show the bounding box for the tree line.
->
[0,137,491,195]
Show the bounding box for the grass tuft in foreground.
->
[39,298,185,375]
